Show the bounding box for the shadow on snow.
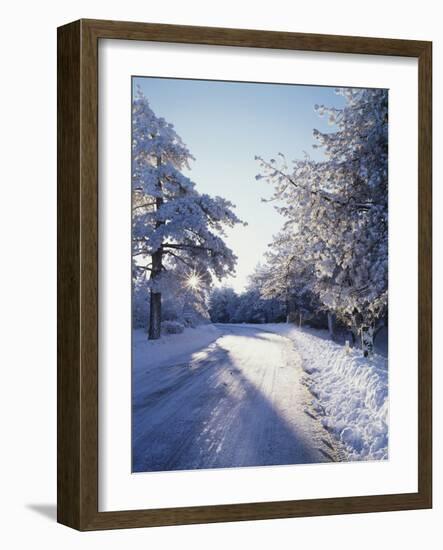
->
[132,326,330,472]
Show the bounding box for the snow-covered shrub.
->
[161,320,185,335]
[132,277,150,330]
[183,313,199,328]
[161,291,185,323]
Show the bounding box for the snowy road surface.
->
[132,324,339,472]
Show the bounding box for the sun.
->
[185,272,201,291]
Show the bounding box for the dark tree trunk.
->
[327,312,335,339]
[349,330,356,345]
[148,247,163,340]
[149,289,162,340]
[148,156,164,340]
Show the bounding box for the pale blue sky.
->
[133,77,345,291]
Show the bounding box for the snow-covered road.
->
[133,324,338,472]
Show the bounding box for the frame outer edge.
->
[57,20,82,529]
[82,18,430,57]
[57,18,433,530]
[418,42,432,507]
[79,18,101,529]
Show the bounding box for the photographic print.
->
[131,77,388,473]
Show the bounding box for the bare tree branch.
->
[164,249,194,269]
[163,242,212,252]
[133,201,157,211]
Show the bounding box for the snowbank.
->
[266,324,388,461]
[133,324,221,371]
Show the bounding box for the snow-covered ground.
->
[132,322,388,472]
[133,323,221,371]
[132,324,338,472]
[266,324,388,461]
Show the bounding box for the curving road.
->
[132,324,338,472]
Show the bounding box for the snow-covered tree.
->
[251,236,321,324]
[208,287,238,323]
[133,90,243,339]
[234,287,285,324]
[256,88,388,351]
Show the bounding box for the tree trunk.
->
[149,290,162,339]
[327,312,335,339]
[148,246,163,340]
[148,155,164,340]
[349,329,356,345]
[360,324,374,357]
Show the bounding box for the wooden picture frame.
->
[57,19,432,530]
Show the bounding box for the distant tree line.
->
[208,286,286,325]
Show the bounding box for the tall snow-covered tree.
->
[132,90,243,339]
[256,88,388,351]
